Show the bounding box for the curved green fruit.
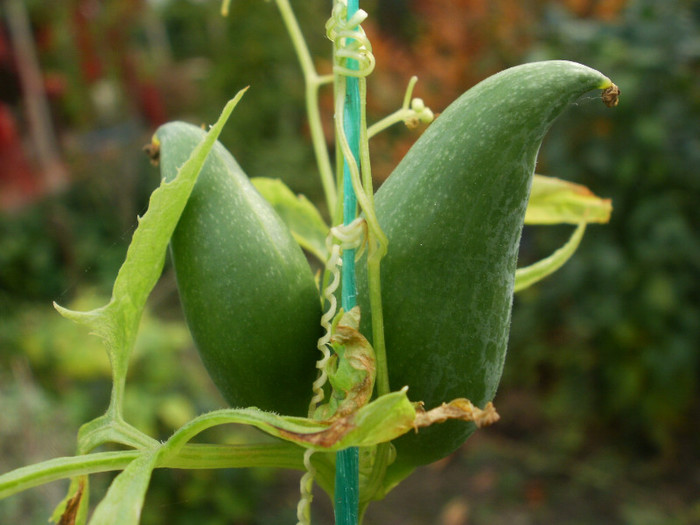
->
[156,122,321,416]
[358,61,613,470]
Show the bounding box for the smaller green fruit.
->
[156,122,321,416]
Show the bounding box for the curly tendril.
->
[309,242,341,412]
[325,3,375,78]
[308,218,368,415]
[332,217,369,260]
[296,448,316,525]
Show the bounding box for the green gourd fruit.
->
[357,61,615,471]
[156,122,321,416]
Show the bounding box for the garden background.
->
[1,0,698,523]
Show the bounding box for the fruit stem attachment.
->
[367,76,435,138]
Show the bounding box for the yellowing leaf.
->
[525,174,612,225]
[515,222,586,293]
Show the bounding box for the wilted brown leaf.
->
[414,399,500,430]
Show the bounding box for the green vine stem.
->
[223,0,337,217]
[272,0,337,217]
[0,443,334,501]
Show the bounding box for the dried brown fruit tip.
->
[602,83,620,108]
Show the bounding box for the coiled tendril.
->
[296,218,367,525]
[325,2,375,78]
[296,448,316,525]
[309,217,367,414]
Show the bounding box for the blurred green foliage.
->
[159,0,330,205]
[508,0,700,454]
[0,159,150,308]
[0,289,295,524]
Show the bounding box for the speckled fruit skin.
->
[156,122,321,416]
[357,61,610,470]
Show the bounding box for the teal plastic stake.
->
[335,1,360,524]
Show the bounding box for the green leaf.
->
[52,90,247,419]
[525,174,612,225]
[87,448,161,525]
[251,177,330,262]
[514,221,586,293]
